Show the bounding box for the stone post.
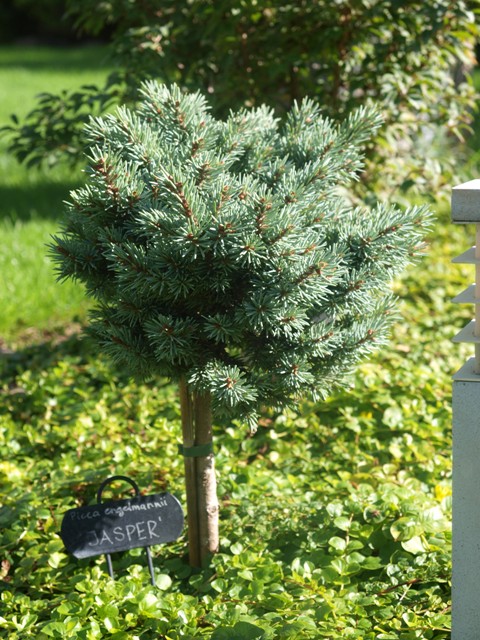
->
[451,179,480,639]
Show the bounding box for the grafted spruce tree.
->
[51,82,429,566]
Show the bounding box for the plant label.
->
[60,493,184,559]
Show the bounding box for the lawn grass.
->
[0,45,112,340]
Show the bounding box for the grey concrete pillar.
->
[452,361,480,639]
[452,180,480,639]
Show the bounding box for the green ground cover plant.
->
[0,45,112,339]
[0,206,464,636]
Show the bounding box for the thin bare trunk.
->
[179,378,201,567]
[179,378,219,567]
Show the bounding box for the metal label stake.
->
[96,475,156,586]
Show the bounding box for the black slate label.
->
[60,493,184,559]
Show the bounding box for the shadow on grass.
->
[0,325,179,430]
[0,45,112,73]
[0,324,91,374]
[0,179,82,222]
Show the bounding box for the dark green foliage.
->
[4,0,479,200]
[0,0,72,43]
[51,83,429,425]
[4,83,118,169]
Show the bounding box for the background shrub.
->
[0,0,73,43]
[4,0,479,202]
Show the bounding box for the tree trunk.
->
[179,378,219,567]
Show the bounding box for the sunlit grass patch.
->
[0,217,89,337]
[0,45,112,340]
